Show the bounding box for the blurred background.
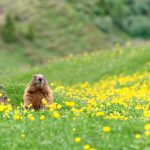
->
[0,0,150,75]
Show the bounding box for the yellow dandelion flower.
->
[13,114,21,120]
[40,115,45,121]
[144,131,150,136]
[0,104,6,112]
[57,104,62,110]
[135,134,141,139]
[27,104,32,109]
[49,103,57,111]
[103,126,111,133]
[144,123,150,131]
[6,104,12,112]
[27,114,35,121]
[52,111,60,119]
[50,83,54,87]
[144,111,150,117]
[42,99,47,105]
[75,137,81,143]
[7,98,11,102]
[65,101,75,107]
[96,111,104,117]
[84,144,90,150]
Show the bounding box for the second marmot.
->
[23,74,53,110]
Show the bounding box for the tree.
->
[2,14,16,43]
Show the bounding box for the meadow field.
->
[0,45,150,150]
[0,1,150,149]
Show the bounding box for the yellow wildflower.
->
[49,103,57,111]
[7,98,11,102]
[27,104,32,109]
[40,115,45,121]
[96,111,104,117]
[0,104,6,112]
[74,137,81,143]
[27,114,35,121]
[144,123,150,131]
[84,144,90,150]
[103,126,111,133]
[135,134,141,139]
[42,99,47,105]
[144,131,150,136]
[13,114,21,120]
[65,101,75,107]
[57,104,62,110]
[52,111,60,119]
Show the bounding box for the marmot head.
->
[31,74,47,88]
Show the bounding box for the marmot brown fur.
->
[23,74,53,110]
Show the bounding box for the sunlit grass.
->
[0,71,150,149]
[0,46,150,149]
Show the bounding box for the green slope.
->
[1,45,150,105]
[0,45,149,150]
[0,0,126,50]
[0,0,127,63]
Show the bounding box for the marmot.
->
[23,74,53,110]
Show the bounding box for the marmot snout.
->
[23,74,53,110]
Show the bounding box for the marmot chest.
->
[31,89,45,104]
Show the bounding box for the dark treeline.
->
[67,0,150,38]
[0,0,150,44]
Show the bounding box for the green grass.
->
[0,116,148,150]
[0,2,149,149]
[1,45,150,104]
[0,45,150,150]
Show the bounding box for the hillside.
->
[0,0,127,77]
[0,0,129,67]
[1,44,149,105]
[0,45,149,150]
[0,0,125,51]
[0,1,150,149]
[67,0,150,37]
[1,0,150,54]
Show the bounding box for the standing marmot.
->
[23,74,53,110]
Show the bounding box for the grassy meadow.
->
[0,45,150,150]
[0,1,150,149]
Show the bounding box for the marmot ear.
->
[32,75,36,79]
